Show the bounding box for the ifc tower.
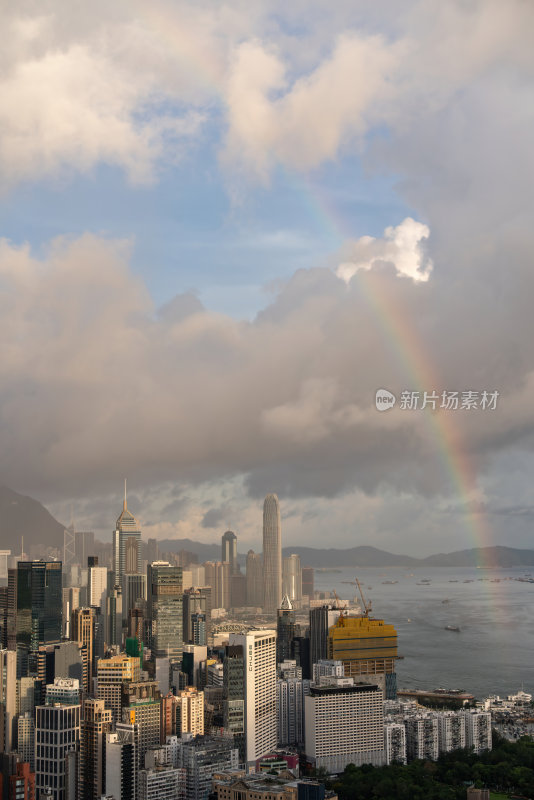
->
[262,493,282,613]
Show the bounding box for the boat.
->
[444,625,460,632]
[441,599,450,604]
[381,580,398,584]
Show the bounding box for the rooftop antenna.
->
[124,478,127,511]
[21,535,24,560]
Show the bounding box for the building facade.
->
[229,629,277,767]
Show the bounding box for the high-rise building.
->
[35,703,81,800]
[291,635,311,680]
[223,643,245,761]
[138,763,184,800]
[204,562,230,610]
[147,562,183,659]
[16,561,63,652]
[282,554,302,608]
[384,723,407,765]
[79,698,112,800]
[229,629,277,767]
[62,587,80,638]
[75,531,95,567]
[405,715,439,761]
[221,531,238,575]
[17,712,36,770]
[276,596,296,664]
[182,587,212,645]
[125,538,140,576]
[70,607,94,693]
[123,573,147,623]
[0,648,17,752]
[96,654,140,721]
[45,678,80,706]
[328,615,398,699]
[437,711,466,753]
[105,730,136,800]
[245,551,262,607]
[230,574,246,609]
[122,697,161,772]
[301,567,314,600]
[304,678,385,772]
[309,606,340,670]
[262,494,282,613]
[277,669,309,748]
[461,710,492,754]
[88,561,107,613]
[175,736,239,800]
[113,491,142,587]
[106,584,123,647]
[175,687,204,736]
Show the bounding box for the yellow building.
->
[327,616,397,695]
[96,654,140,720]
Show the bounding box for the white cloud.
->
[336,218,432,283]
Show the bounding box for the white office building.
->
[305,678,385,773]
[89,565,108,612]
[229,629,277,766]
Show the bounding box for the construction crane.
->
[332,589,346,625]
[341,577,372,617]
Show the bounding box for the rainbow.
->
[138,8,495,566]
[293,171,496,566]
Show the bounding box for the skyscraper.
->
[282,554,302,608]
[35,702,81,800]
[304,678,385,772]
[0,648,16,752]
[229,629,277,767]
[309,605,340,669]
[16,561,63,652]
[276,596,296,664]
[221,531,238,575]
[328,615,398,699]
[245,550,263,607]
[113,487,142,587]
[147,562,183,659]
[262,494,282,613]
[70,607,94,693]
[79,699,112,800]
[204,561,230,610]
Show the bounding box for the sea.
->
[313,565,534,699]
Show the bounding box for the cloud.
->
[2,219,534,518]
[222,33,397,180]
[2,1,533,190]
[336,218,432,283]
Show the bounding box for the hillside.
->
[0,485,65,552]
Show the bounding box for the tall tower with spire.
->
[112,480,141,587]
[262,493,282,614]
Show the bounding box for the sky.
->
[1,0,533,555]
